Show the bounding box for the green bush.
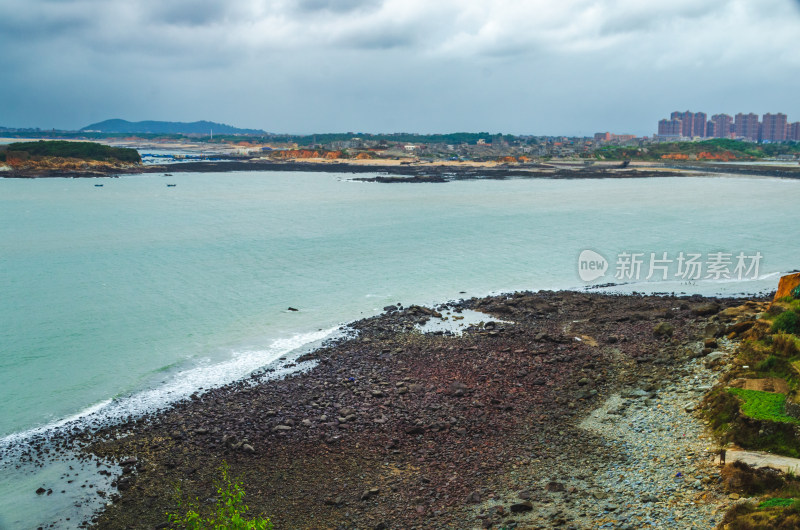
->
[758,355,779,371]
[167,462,272,530]
[704,387,740,436]
[773,310,800,335]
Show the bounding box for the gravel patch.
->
[470,340,741,529]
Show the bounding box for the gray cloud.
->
[294,0,379,14]
[0,0,798,134]
[148,1,231,27]
[596,2,722,37]
[0,1,91,39]
[343,31,415,50]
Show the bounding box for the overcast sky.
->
[1,0,799,135]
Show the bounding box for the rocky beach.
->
[20,290,772,529]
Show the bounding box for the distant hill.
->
[80,119,265,135]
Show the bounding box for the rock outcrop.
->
[773,272,800,302]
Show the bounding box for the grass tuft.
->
[167,462,272,530]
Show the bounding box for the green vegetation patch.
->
[595,138,800,161]
[759,497,797,509]
[719,463,800,527]
[772,310,800,335]
[703,309,800,462]
[723,502,800,528]
[168,462,272,529]
[728,388,800,424]
[4,140,141,163]
[769,298,800,313]
[736,337,800,388]
[757,355,780,372]
[704,387,740,437]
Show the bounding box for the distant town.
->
[1,113,799,164]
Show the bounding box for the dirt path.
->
[717,450,800,473]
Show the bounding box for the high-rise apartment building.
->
[710,114,733,138]
[658,118,683,137]
[656,111,795,142]
[664,110,708,137]
[761,113,788,142]
[670,111,695,137]
[734,113,760,141]
[790,122,800,142]
[692,112,707,137]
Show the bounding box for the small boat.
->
[164,173,173,176]
[94,184,104,187]
[167,184,176,187]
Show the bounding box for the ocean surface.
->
[0,171,798,528]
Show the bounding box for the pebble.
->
[474,338,739,529]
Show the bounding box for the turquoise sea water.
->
[0,171,798,527]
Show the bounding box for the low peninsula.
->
[0,140,141,177]
[2,138,800,181]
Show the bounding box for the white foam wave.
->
[0,327,339,456]
[589,274,780,296]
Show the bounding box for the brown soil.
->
[729,378,791,394]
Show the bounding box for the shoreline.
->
[20,289,767,529]
[3,158,800,181]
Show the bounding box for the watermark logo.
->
[578,250,762,283]
[578,250,609,282]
